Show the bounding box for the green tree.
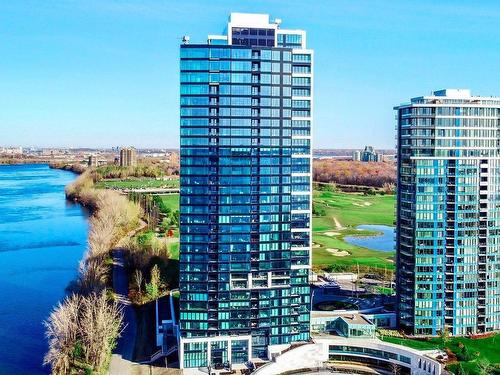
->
[439,325,451,346]
[145,264,161,300]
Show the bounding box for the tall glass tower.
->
[395,89,500,336]
[178,13,313,369]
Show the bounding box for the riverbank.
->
[0,157,82,166]
[44,170,143,374]
[48,161,87,174]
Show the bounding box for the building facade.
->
[395,89,500,336]
[253,338,444,375]
[179,13,313,368]
[119,147,137,167]
[352,146,384,162]
[88,155,98,167]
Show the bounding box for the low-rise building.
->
[253,337,445,375]
[331,315,376,338]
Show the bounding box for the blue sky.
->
[1,0,499,149]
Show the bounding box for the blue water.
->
[0,164,88,374]
[344,224,395,252]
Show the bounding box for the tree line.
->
[313,159,396,188]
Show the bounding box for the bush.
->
[312,203,326,216]
[456,345,474,361]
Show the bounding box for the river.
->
[0,164,88,374]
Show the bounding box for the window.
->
[231,49,252,59]
[181,48,209,58]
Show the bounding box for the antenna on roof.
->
[182,35,190,44]
[274,18,282,28]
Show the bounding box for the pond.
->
[344,224,395,252]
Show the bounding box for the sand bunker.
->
[352,202,373,207]
[312,243,321,248]
[324,231,340,236]
[326,248,350,257]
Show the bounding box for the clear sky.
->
[1,1,499,149]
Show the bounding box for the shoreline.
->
[0,158,81,166]
[43,168,143,374]
[48,162,86,174]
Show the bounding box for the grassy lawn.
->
[313,232,394,270]
[154,194,179,260]
[381,335,500,374]
[313,190,395,230]
[312,190,396,271]
[169,242,179,260]
[95,177,179,190]
[156,194,179,212]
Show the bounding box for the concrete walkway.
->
[109,248,137,375]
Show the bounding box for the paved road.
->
[109,248,137,375]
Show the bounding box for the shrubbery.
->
[124,231,176,305]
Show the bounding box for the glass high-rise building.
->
[395,89,500,336]
[178,13,313,369]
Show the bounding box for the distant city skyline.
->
[1,0,500,148]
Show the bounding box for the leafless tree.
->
[44,292,123,374]
[43,294,82,374]
[390,363,401,375]
[313,159,396,188]
[382,182,396,194]
[134,269,144,294]
[77,255,109,295]
[79,292,124,372]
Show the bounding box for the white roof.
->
[228,13,273,28]
[433,89,471,98]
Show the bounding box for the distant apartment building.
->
[352,146,384,162]
[179,12,313,369]
[353,146,384,162]
[395,89,500,336]
[88,155,98,167]
[119,147,137,167]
